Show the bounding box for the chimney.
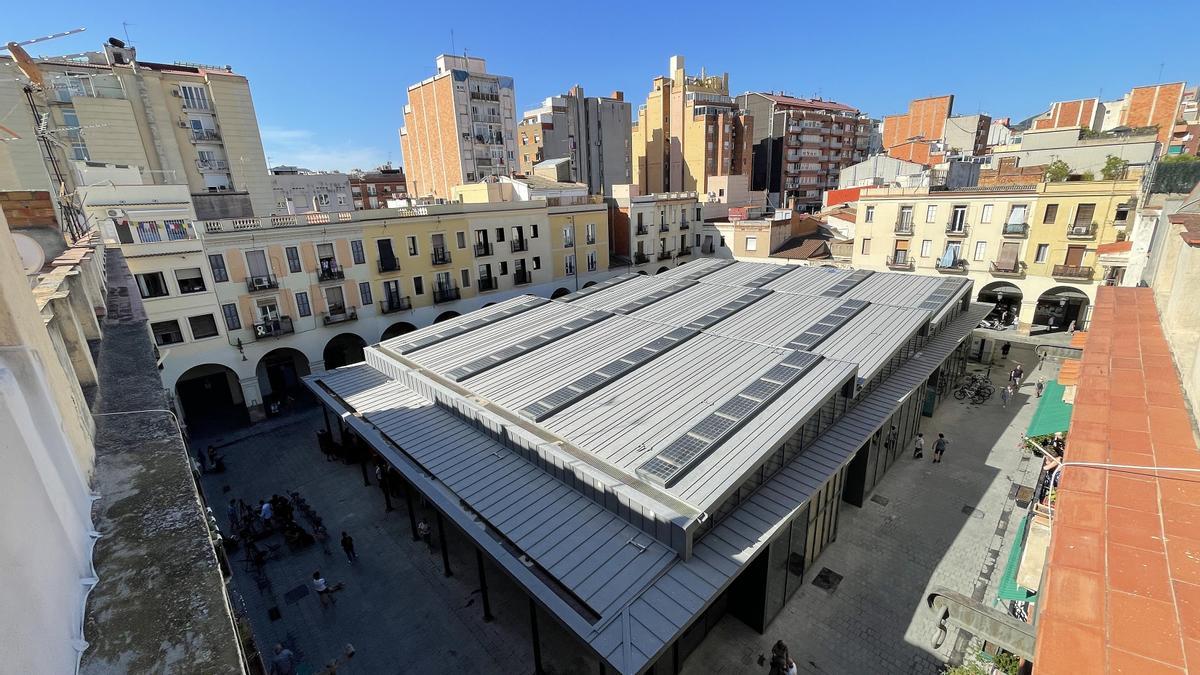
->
[611,91,623,101]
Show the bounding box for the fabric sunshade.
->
[1026,380,1072,437]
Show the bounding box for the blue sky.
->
[7,1,1193,172]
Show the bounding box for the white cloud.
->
[260,125,392,173]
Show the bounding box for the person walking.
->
[268,643,298,675]
[1001,341,1011,359]
[1015,364,1024,384]
[1036,377,1046,398]
[1001,385,1011,408]
[260,499,274,523]
[933,433,949,463]
[375,462,394,512]
[340,531,358,563]
[913,432,925,459]
[226,499,241,531]
[312,571,334,607]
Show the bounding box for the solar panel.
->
[677,258,735,281]
[657,435,710,464]
[638,457,680,482]
[684,290,774,330]
[690,413,737,441]
[784,298,870,352]
[918,278,967,312]
[665,327,699,341]
[745,265,798,288]
[716,395,758,419]
[557,273,639,302]
[820,269,874,298]
[612,280,697,315]
[741,380,782,400]
[761,364,800,384]
[393,297,550,354]
[445,309,612,382]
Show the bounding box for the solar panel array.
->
[557,273,639,302]
[676,258,736,280]
[683,289,773,330]
[518,327,699,422]
[611,280,697,314]
[918,278,967,312]
[444,310,612,382]
[744,265,797,288]
[785,299,870,352]
[820,269,875,297]
[390,297,550,354]
[636,350,823,487]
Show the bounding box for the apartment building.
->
[349,164,407,209]
[736,93,870,211]
[710,207,836,263]
[0,38,273,220]
[631,56,752,196]
[1031,82,1187,146]
[516,86,632,195]
[881,95,954,165]
[989,126,1160,176]
[852,177,1140,332]
[399,55,518,199]
[609,186,702,273]
[270,166,352,214]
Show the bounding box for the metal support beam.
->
[403,481,419,541]
[529,598,545,675]
[476,548,493,622]
[437,511,452,577]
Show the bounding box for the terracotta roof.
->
[757,93,859,114]
[1033,286,1200,674]
[1057,359,1082,386]
[1170,213,1200,246]
[771,237,831,260]
[1069,331,1089,349]
[1097,241,1133,254]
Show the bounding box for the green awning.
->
[997,515,1038,602]
[1025,380,1072,437]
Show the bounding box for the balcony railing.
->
[253,315,293,339]
[514,270,531,285]
[1052,265,1094,280]
[935,258,968,273]
[586,236,596,245]
[894,221,914,235]
[472,113,503,124]
[989,261,1025,277]
[634,252,650,264]
[181,99,212,112]
[322,306,358,325]
[680,221,690,230]
[658,251,673,261]
[636,225,649,236]
[190,128,221,142]
[477,276,498,291]
[246,274,279,293]
[431,247,451,265]
[318,262,344,281]
[1002,223,1029,237]
[377,257,401,273]
[678,246,692,256]
[474,242,494,257]
[945,223,970,237]
[196,158,228,171]
[563,238,575,249]
[470,91,500,102]
[886,255,914,270]
[433,285,460,303]
[1066,222,1097,239]
[379,296,412,314]
[510,239,528,253]
[659,224,670,233]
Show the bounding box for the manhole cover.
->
[961,505,984,519]
[870,494,890,506]
[282,584,309,604]
[811,567,843,593]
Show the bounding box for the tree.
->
[1101,154,1128,180]
[1045,160,1070,182]
[1161,153,1200,164]
[1081,170,1095,181]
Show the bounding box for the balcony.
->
[1052,265,1095,280]
[431,247,451,265]
[470,91,500,102]
[322,306,358,325]
[990,261,1026,278]
[1002,223,1029,238]
[474,242,494,257]
[657,251,673,261]
[196,158,228,171]
[634,252,650,265]
[318,262,344,282]
[680,221,690,230]
[253,315,294,339]
[886,255,914,270]
[190,128,221,142]
[510,239,528,253]
[433,285,460,303]
[181,99,212,112]
[477,276,498,292]
[894,221,914,236]
[945,223,970,237]
[1066,222,1097,239]
[636,225,649,236]
[377,257,400,273]
[514,270,532,285]
[472,113,503,125]
[246,274,279,293]
[678,246,692,257]
[563,238,575,249]
[379,296,412,314]
[659,224,670,233]
[586,236,596,245]
[935,258,968,273]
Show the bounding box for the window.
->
[315,193,331,206]
[636,213,643,227]
[296,291,312,317]
[350,239,365,264]
[337,193,346,206]
[532,256,541,270]
[898,206,913,225]
[137,221,162,242]
[188,315,219,340]
[494,227,505,242]
[460,269,471,288]
[1115,206,1130,223]
[1035,244,1050,263]
[587,251,597,272]
[499,261,509,276]
[864,206,874,223]
[695,207,702,220]
[136,272,169,298]
[586,222,596,244]
[208,254,228,282]
[359,281,372,305]
[413,276,425,295]
[745,236,758,252]
[151,320,183,346]
[531,224,539,239]
[926,205,938,223]
[179,85,209,110]
[981,204,993,223]
[973,241,987,261]
[164,220,190,241]
[563,226,574,247]
[1043,204,1058,223]
[407,236,418,256]
[565,254,576,275]
[175,267,206,294]
[456,231,466,249]
[920,240,932,257]
[860,238,871,255]
[285,246,301,273]
[221,303,241,330]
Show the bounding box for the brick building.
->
[881,95,954,164]
[349,165,407,210]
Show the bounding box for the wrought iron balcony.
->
[474,242,494,257]
[433,284,460,303]
[196,158,228,171]
[477,276,498,291]
[377,257,401,273]
[586,235,596,245]
[636,225,649,236]
[894,221,914,235]
[680,221,690,230]
[634,252,650,264]
[660,223,670,233]
[318,262,344,281]
[678,246,692,257]
[379,296,412,314]
[657,251,673,261]
[935,258,968,273]
[1052,264,1094,280]
[431,247,451,265]
[510,239,528,253]
[252,315,293,339]
[322,306,358,325]
[989,261,1026,278]
[1066,222,1097,239]
[886,255,914,270]
[945,223,970,237]
[190,128,221,142]
[246,274,279,293]
[1002,223,1029,237]
[514,270,531,285]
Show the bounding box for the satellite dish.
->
[12,232,45,275]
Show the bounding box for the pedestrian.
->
[226,499,241,531]
[1001,341,1011,359]
[1067,320,1076,334]
[312,571,335,607]
[268,643,298,675]
[260,499,274,522]
[1015,364,1024,383]
[1036,377,1045,398]
[206,445,221,472]
[314,522,331,555]
[340,531,358,563]
[416,518,431,550]
[933,433,948,463]
[913,432,924,459]
[1001,385,1011,408]
[1048,314,1057,333]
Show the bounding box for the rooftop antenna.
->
[450,29,454,57]
[1157,62,1165,82]
[122,21,134,46]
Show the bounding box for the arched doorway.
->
[175,364,248,435]
[977,282,1022,327]
[323,333,367,370]
[256,347,311,416]
[434,311,460,323]
[550,287,572,299]
[1034,286,1090,334]
[637,270,648,276]
[656,266,670,274]
[582,281,597,289]
[381,321,417,342]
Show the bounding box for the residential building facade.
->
[349,164,408,209]
[1031,82,1187,146]
[881,95,954,165]
[735,93,870,211]
[399,55,518,199]
[989,126,1160,176]
[516,86,632,195]
[631,56,752,196]
[608,186,702,273]
[270,166,352,214]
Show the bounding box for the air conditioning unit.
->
[179,120,188,128]
[172,89,181,97]
[106,208,124,218]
